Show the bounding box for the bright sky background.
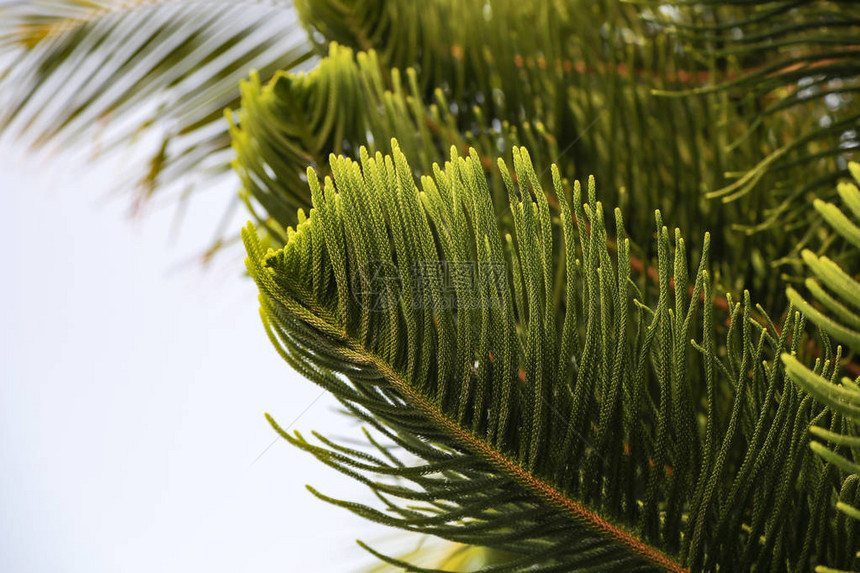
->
[0,140,411,572]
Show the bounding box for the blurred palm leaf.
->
[0,0,313,215]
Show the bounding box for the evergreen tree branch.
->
[243,140,848,571]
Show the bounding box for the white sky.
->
[0,141,409,572]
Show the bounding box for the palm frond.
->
[243,141,854,571]
[0,0,312,211]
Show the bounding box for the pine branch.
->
[654,0,859,232]
[272,345,687,572]
[783,165,860,566]
[243,140,848,571]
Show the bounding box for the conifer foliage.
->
[2,0,859,571]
